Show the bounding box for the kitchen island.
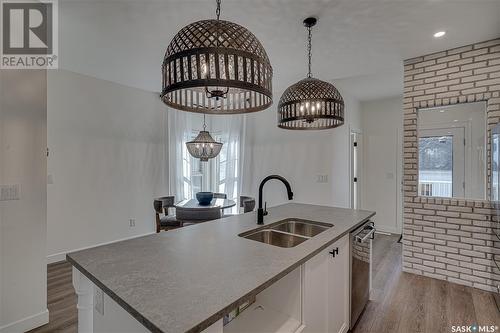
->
[67,203,375,333]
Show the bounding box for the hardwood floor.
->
[352,234,500,333]
[28,261,77,333]
[30,234,499,333]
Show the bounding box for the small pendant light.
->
[278,17,345,130]
[186,115,223,162]
[161,0,273,114]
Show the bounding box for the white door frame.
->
[349,127,362,209]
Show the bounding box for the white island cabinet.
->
[224,234,350,333]
[303,234,349,333]
[73,234,352,333]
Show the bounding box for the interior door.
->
[351,132,362,209]
[419,127,465,198]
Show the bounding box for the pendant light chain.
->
[216,0,221,21]
[215,0,221,48]
[307,25,312,78]
[203,114,207,131]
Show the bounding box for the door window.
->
[418,128,465,197]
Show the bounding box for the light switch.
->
[0,185,20,201]
[317,175,328,183]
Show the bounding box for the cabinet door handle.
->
[329,247,339,258]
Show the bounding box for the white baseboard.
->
[0,309,49,333]
[47,231,156,264]
[374,225,401,235]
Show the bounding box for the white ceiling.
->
[59,0,500,101]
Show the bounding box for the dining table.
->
[174,198,237,210]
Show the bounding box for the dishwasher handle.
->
[355,224,376,243]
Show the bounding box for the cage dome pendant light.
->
[278,17,345,130]
[186,114,223,162]
[161,0,273,115]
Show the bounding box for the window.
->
[181,130,240,202]
[418,136,453,197]
[217,134,239,198]
[492,129,500,201]
[418,128,465,198]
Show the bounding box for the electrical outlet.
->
[129,218,136,227]
[94,287,104,315]
[0,185,20,201]
[316,175,328,183]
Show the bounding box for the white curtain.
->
[215,115,246,202]
[167,108,193,201]
[167,108,246,203]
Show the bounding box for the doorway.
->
[351,131,362,209]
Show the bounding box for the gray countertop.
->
[67,203,375,333]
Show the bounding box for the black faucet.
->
[257,175,294,224]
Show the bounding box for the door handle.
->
[355,225,376,243]
[329,247,339,258]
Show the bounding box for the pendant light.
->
[186,115,223,162]
[278,17,344,130]
[161,0,273,115]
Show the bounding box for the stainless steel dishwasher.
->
[350,220,375,329]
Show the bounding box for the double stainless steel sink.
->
[239,218,333,248]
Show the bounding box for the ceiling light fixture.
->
[161,0,273,114]
[433,31,446,38]
[277,17,344,130]
[186,114,223,161]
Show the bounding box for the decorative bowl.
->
[196,192,214,206]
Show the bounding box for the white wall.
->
[244,90,361,209]
[360,97,403,234]
[47,70,168,262]
[0,70,48,332]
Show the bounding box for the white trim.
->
[349,127,363,209]
[0,309,49,333]
[374,225,400,234]
[47,232,156,264]
[339,322,349,333]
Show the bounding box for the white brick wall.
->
[403,38,500,292]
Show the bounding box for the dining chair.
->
[213,193,227,199]
[154,196,181,233]
[223,196,255,217]
[242,197,256,213]
[239,195,256,213]
[176,206,222,225]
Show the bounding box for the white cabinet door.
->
[303,235,349,333]
[303,248,329,333]
[327,235,349,333]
